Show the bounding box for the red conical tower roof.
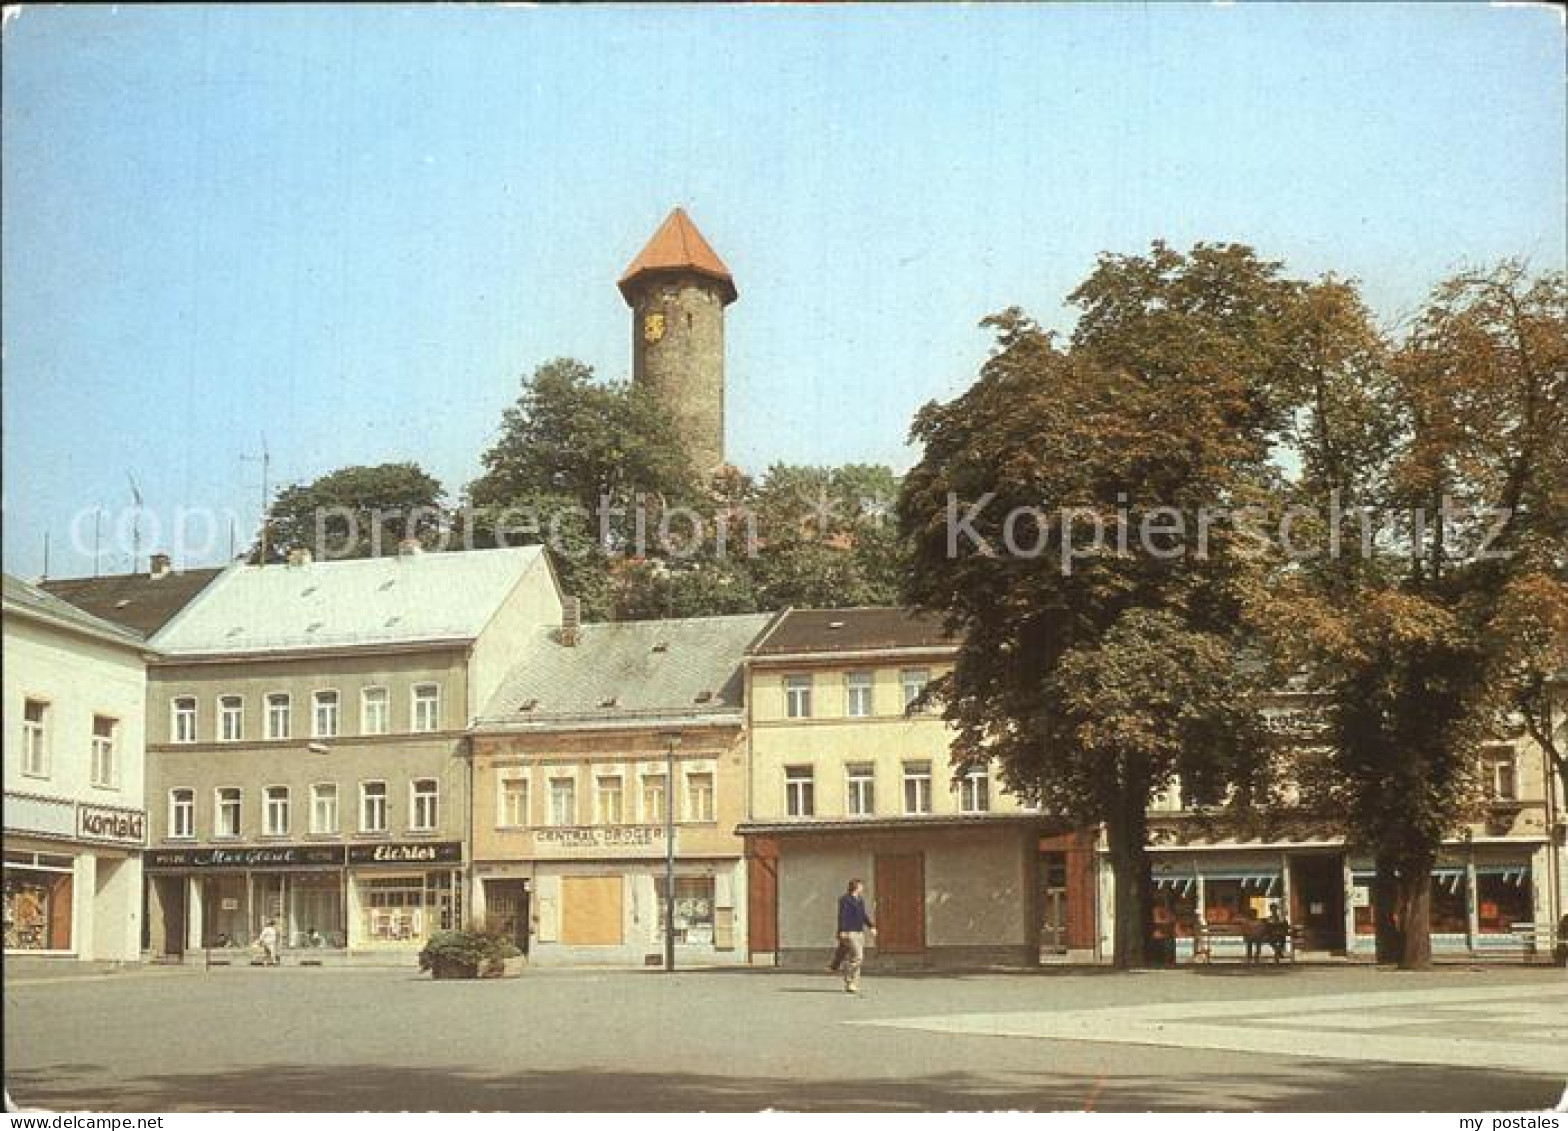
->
[618,208,737,305]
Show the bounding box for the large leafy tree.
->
[254,462,446,563]
[1270,264,1567,968]
[898,243,1296,966]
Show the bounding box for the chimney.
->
[397,537,423,558]
[149,552,173,580]
[287,547,313,568]
[561,596,581,647]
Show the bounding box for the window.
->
[410,779,438,831]
[360,781,388,833]
[311,783,338,835]
[595,775,624,825]
[499,775,529,828]
[264,786,290,837]
[654,876,716,945]
[685,772,715,823]
[21,699,49,777]
[785,766,815,817]
[785,675,813,719]
[903,761,933,814]
[846,764,875,816]
[1485,751,1518,801]
[901,669,931,713]
[172,697,198,744]
[266,693,291,740]
[215,787,242,838]
[361,687,389,736]
[641,774,666,824]
[313,690,340,738]
[218,695,244,742]
[846,671,875,718]
[90,716,118,788]
[169,789,195,839]
[548,777,577,826]
[412,684,441,733]
[959,766,991,813]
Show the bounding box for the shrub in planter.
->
[418,930,522,979]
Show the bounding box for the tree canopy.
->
[254,462,446,563]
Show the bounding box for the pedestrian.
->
[258,919,280,967]
[1265,903,1290,963]
[1242,908,1265,964]
[835,879,876,994]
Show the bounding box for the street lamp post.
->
[658,731,682,972]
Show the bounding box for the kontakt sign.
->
[76,803,146,846]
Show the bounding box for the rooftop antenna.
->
[42,532,50,580]
[92,510,103,577]
[126,472,144,575]
[240,434,272,564]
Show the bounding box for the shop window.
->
[785,675,813,719]
[21,699,49,777]
[360,781,388,833]
[172,697,198,744]
[901,669,930,713]
[361,878,426,943]
[1431,871,1469,934]
[785,766,815,817]
[361,687,389,736]
[3,854,74,951]
[215,787,242,838]
[289,873,345,948]
[902,761,933,814]
[498,775,529,828]
[169,788,195,839]
[311,783,338,835]
[90,716,118,788]
[266,692,292,740]
[412,684,441,733]
[264,786,291,837]
[640,774,665,824]
[595,775,624,825]
[846,764,875,816]
[410,779,439,831]
[846,671,875,718]
[1476,868,1531,934]
[1201,876,1280,925]
[548,778,577,826]
[218,695,244,743]
[313,690,340,739]
[958,767,990,813]
[655,876,716,945]
[685,772,715,823]
[1152,881,1199,939]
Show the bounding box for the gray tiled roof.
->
[479,612,777,724]
[40,567,223,636]
[750,607,953,656]
[3,572,149,649]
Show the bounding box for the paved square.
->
[5,964,1565,1112]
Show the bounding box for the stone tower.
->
[618,208,736,473]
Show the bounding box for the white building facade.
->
[4,574,152,962]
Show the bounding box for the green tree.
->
[255,462,446,563]
[898,242,1296,966]
[1270,264,1567,968]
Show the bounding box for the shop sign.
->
[347,841,463,866]
[144,845,347,870]
[76,804,146,846]
[532,826,666,850]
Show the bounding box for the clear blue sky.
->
[4,3,1564,578]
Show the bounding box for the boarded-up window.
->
[560,875,623,946]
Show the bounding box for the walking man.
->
[257,918,280,967]
[836,879,876,994]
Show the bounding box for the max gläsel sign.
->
[76,804,146,846]
[144,845,347,870]
[347,841,463,866]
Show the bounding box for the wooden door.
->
[747,840,778,956]
[486,880,531,953]
[873,853,925,953]
[560,876,623,945]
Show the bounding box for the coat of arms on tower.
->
[643,311,666,344]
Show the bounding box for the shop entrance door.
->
[1289,854,1346,952]
[157,875,185,957]
[873,853,925,954]
[486,880,531,954]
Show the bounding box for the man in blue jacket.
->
[833,879,876,993]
